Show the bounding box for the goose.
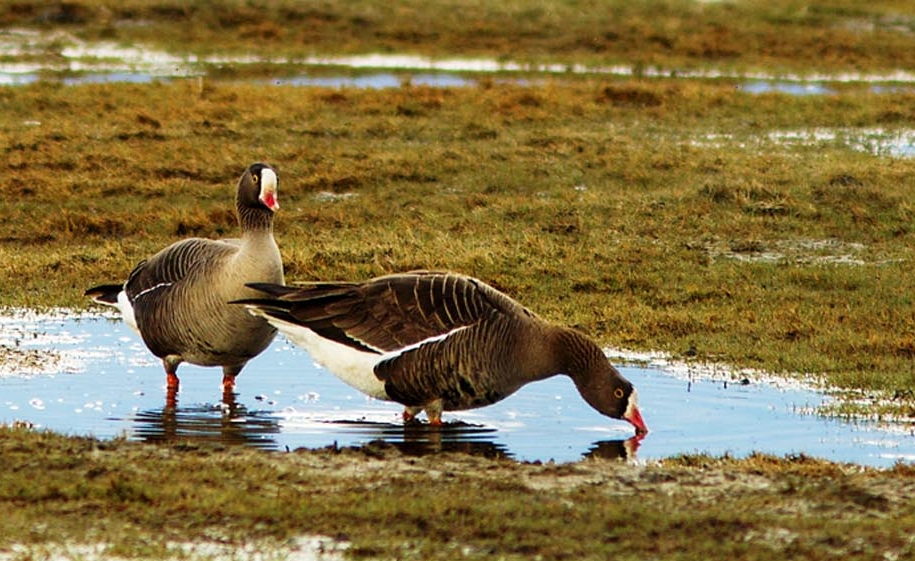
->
[85,162,284,402]
[237,271,647,435]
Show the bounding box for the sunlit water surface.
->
[2,313,914,467]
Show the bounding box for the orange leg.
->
[221,377,237,406]
[165,386,178,409]
[402,406,422,423]
[166,372,180,391]
[163,357,181,408]
[165,373,179,409]
[222,364,243,394]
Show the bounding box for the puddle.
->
[738,81,833,96]
[271,72,476,89]
[4,28,915,92]
[768,127,915,158]
[693,237,888,266]
[2,312,914,467]
[694,126,915,159]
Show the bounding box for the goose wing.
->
[374,310,524,410]
[125,238,236,301]
[125,238,238,355]
[245,271,528,354]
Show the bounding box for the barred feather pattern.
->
[243,271,637,418]
[126,238,279,366]
[86,162,283,378]
[267,272,533,354]
[376,309,531,410]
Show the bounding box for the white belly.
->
[116,290,141,336]
[268,317,389,400]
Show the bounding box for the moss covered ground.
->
[3,1,915,558]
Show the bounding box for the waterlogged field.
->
[6,311,915,468]
[4,77,915,410]
[4,1,915,559]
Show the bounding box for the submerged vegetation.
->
[4,0,915,558]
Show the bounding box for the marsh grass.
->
[5,0,915,76]
[2,427,915,560]
[3,79,915,406]
[5,2,915,558]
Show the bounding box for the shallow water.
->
[4,28,915,91]
[2,313,914,467]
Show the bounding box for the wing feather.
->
[243,271,526,354]
[125,238,238,357]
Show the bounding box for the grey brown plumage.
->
[85,163,284,402]
[239,271,647,434]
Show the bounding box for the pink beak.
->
[624,404,648,436]
[260,192,279,212]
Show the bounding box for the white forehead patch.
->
[260,167,278,193]
[625,389,639,411]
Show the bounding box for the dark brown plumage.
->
[239,271,647,434]
[85,163,284,403]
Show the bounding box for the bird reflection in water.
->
[583,435,644,461]
[324,420,511,459]
[314,421,641,462]
[131,391,281,450]
[132,393,641,462]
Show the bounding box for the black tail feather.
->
[84,284,122,305]
[244,282,300,298]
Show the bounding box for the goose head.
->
[236,163,279,232]
[238,162,279,213]
[575,364,648,436]
[556,328,648,436]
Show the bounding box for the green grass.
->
[2,427,915,560]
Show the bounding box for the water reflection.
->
[126,402,639,461]
[4,312,915,467]
[127,398,519,459]
[276,72,475,89]
[128,394,281,450]
[320,420,511,459]
[583,437,642,461]
[5,29,915,92]
[740,81,833,95]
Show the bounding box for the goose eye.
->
[614,388,625,399]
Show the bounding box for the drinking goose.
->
[85,163,284,402]
[238,271,647,434]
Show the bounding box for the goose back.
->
[246,271,561,410]
[248,271,534,351]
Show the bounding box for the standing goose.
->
[238,271,647,435]
[85,163,284,402]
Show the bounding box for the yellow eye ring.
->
[252,174,259,183]
[614,388,625,399]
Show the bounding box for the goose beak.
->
[625,405,648,436]
[623,392,648,436]
[259,168,279,211]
